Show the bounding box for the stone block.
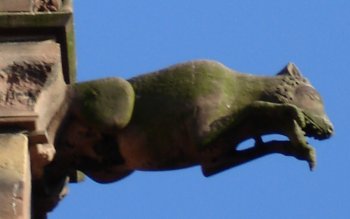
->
[0,40,66,132]
[0,0,33,12]
[0,134,30,219]
[0,0,76,83]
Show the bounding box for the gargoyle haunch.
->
[50,60,334,183]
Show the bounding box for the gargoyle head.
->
[273,63,334,140]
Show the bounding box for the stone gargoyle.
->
[32,60,333,216]
[47,60,333,184]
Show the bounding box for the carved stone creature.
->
[49,60,333,184]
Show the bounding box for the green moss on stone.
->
[74,78,135,130]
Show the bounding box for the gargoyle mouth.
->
[302,113,334,140]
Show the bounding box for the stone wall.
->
[0,1,76,218]
[0,134,30,219]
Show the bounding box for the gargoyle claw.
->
[292,144,316,171]
[306,146,316,171]
[288,120,317,170]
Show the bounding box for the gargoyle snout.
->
[325,121,334,137]
[304,114,334,140]
[322,117,334,139]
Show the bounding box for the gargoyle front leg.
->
[246,101,316,170]
[202,140,300,177]
[288,120,316,170]
[201,101,317,176]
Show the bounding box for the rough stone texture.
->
[0,0,63,12]
[34,0,62,12]
[0,40,67,218]
[0,0,76,83]
[0,134,31,219]
[0,61,52,111]
[0,0,33,12]
[0,40,66,132]
[0,2,75,218]
[29,143,55,179]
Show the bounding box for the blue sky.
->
[51,1,349,218]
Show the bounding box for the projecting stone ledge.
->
[0,134,31,219]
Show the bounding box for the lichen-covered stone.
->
[72,78,135,130]
[50,60,333,185]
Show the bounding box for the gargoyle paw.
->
[307,146,316,171]
[287,104,306,128]
[292,144,316,171]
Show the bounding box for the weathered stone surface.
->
[0,1,76,83]
[34,0,62,12]
[0,0,64,12]
[0,2,76,218]
[0,40,66,132]
[0,134,30,219]
[0,40,65,218]
[0,0,33,12]
[30,143,55,179]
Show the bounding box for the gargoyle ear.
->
[277,62,303,78]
